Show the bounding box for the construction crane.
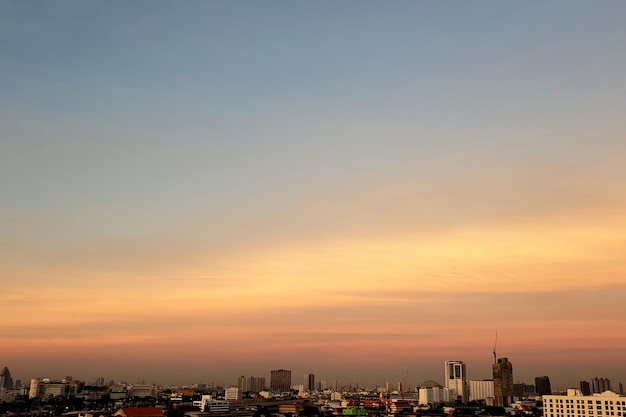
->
[493,332,498,364]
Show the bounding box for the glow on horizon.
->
[2,1,626,387]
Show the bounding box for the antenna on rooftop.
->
[493,332,498,364]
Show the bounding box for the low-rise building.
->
[543,389,626,417]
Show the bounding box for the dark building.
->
[535,376,552,395]
[513,383,535,398]
[305,373,315,392]
[580,381,591,395]
[493,358,513,406]
[0,367,13,390]
[591,377,612,394]
[270,369,291,392]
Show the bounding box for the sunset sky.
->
[1,1,626,390]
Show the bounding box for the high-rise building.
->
[492,357,513,406]
[580,381,591,396]
[0,367,13,390]
[304,374,315,392]
[468,379,494,402]
[270,369,291,392]
[238,376,265,392]
[590,377,612,394]
[444,361,468,403]
[535,376,552,395]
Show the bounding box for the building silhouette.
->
[579,381,591,395]
[238,376,265,393]
[535,376,552,395]
[305,374,315,391]
[270,369,291,392]
[0,367,12,390]
[492,358,513,406]
[445,361,468,403]
[591,377,612,393]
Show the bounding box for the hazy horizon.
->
[2,1,625,393]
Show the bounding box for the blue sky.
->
[2,1,626,387]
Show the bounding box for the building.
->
[0,367,13,390]
[270,369,292,392]
[28,378,71,400]
[225,386,241,400]
[513,383,535,398]
[468,380,494,403]
[580,381,591,396]
[543,389,626,417]
[535,376,552,396]
[305,374,315,392]
[199,395,229,413]
[591,378,612,394]
[445,361,468,403]
[128,384,156,398]
[493,357,513,406]
[418,380,450,406]
[238,375,266,392]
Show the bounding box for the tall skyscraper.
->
[580,381,591,395]
[270,369,291,392]
[0,367,13,390]
[535,376,552,395]
[238,376,265,392]
[493,357,513,406]
[305,374,315,392]
[590,377,612,393]
[444,361,468,403]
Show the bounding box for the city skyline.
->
[2,1,626,390]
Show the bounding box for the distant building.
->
[270,369,292,392]
[128,384,156,398]
[580,381,591,396]
[468,380,494,402]
[535,376,552,395]
[513,383,535,398]
[28,378,70,400]
[239,376,264,392]
[305,374,315,391]
[418,380,450,406]
[543,389,626,417]
[0,367,13,390]
[225,386,241,400]
[199,395,229,413]
[591,377,612,394]
[445,361,468,403]
[493,357,513,406]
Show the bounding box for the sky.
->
[1,1,626,390]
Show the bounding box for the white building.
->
[445,361,468,403]
[543,389,626,417]
[200,395,229,412]
[225,386,241,400]
[468,380,494,402]
[418,381,450,406]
